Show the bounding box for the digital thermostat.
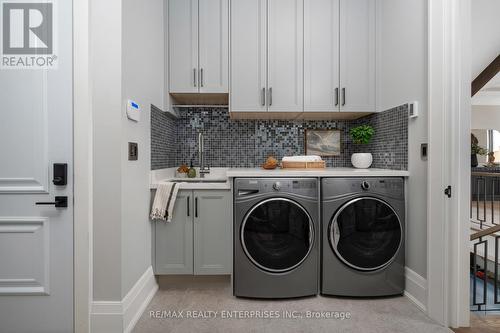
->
[126,100,141,122]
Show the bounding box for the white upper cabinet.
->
[267,0,304,112]
[231,0,303,113]
[169,0,229,94]
[199,0,229,93]
[339,0,376,112]
[230,0,267,112]
[169,0,199,93]
[231,0,375,115]
[304,0,340,112]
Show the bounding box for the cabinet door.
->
[230,0,267,112]
[199,0,229,93]
[169,0,199,93]
[304,0,340,112]
[339,0,376,112]
[193,190,231,275]
[155,190,193,274]
[267,0,304,112]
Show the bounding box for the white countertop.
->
[226,167,410,178]
[151,167,409,190]
[150,168,231,190]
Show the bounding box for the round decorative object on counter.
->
[351,153,373,169]
[175,171,187,178]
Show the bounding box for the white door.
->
[230,0,267,112]
[0,0,73,332]
[169,0,199,93]
[304,0,340,112]
[339,0,376,112]
[198,0,229,93]
[267,0,303,112]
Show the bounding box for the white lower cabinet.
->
[155,189,232,275]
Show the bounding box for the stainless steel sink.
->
[172,178,227,183]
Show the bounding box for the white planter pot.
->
[351,153,373,169]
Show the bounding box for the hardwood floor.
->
[453,313,500,333]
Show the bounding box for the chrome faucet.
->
[198,131,210,177]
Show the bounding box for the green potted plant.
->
[471,133,488,167]
[350,125,375,169]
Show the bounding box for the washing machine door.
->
[241,198,314,273]
[329,197,402,271]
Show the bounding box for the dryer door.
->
[329,197,402,271]
[241,198,314,273]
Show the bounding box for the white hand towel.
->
[282,155,323,162]
[151,182,180,222]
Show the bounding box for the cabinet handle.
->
[269,87,273,106]
[195,197,198,218]
[342,88,346,106]
[200,68,204,87]
[187,197,190,217]
[335,88,339,106]
[261,88,266,106]
[193,68,197,87]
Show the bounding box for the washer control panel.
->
[235,178,318,199]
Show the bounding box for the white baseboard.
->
[90,266,158,333]
[404,266,427,312]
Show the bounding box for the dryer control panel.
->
[322,178,404,200]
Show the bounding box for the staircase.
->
[472,54,500,97]
[470,172,500,312]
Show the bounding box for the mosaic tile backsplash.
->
[151,106,177,170]
[151,105,408,170]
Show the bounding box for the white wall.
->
[121,0,165,296]
[91,0,124,301]
[472,106,500,130]
[91,0,165,301]
[377,0,428,278]
[471,0,500,79]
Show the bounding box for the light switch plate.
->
[128,142,138,161]
[409,101,419,118]
[421,143,428,160]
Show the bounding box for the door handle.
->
[261,87,266,106]
[269,87,273,106]
[187,197,190,217]
[193,68,197,87]
[342,88,346,106]
[200,68,204,87]
[335,88,339,106]
[195,197,198,218]
[238,189,259,196]
[36,196,68,208]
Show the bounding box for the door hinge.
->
[444,185,452,198]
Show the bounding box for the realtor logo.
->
[1,0,57,69]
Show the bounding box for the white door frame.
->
[427,0,471,328]
[74,0,92,332]
[72,0,475,331]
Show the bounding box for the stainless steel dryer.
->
[321,178,405,297]
[234,178,319,298]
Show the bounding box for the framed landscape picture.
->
[305,129,341,156]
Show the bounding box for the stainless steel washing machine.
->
[321,178,405,297]
[233,178,319,298]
